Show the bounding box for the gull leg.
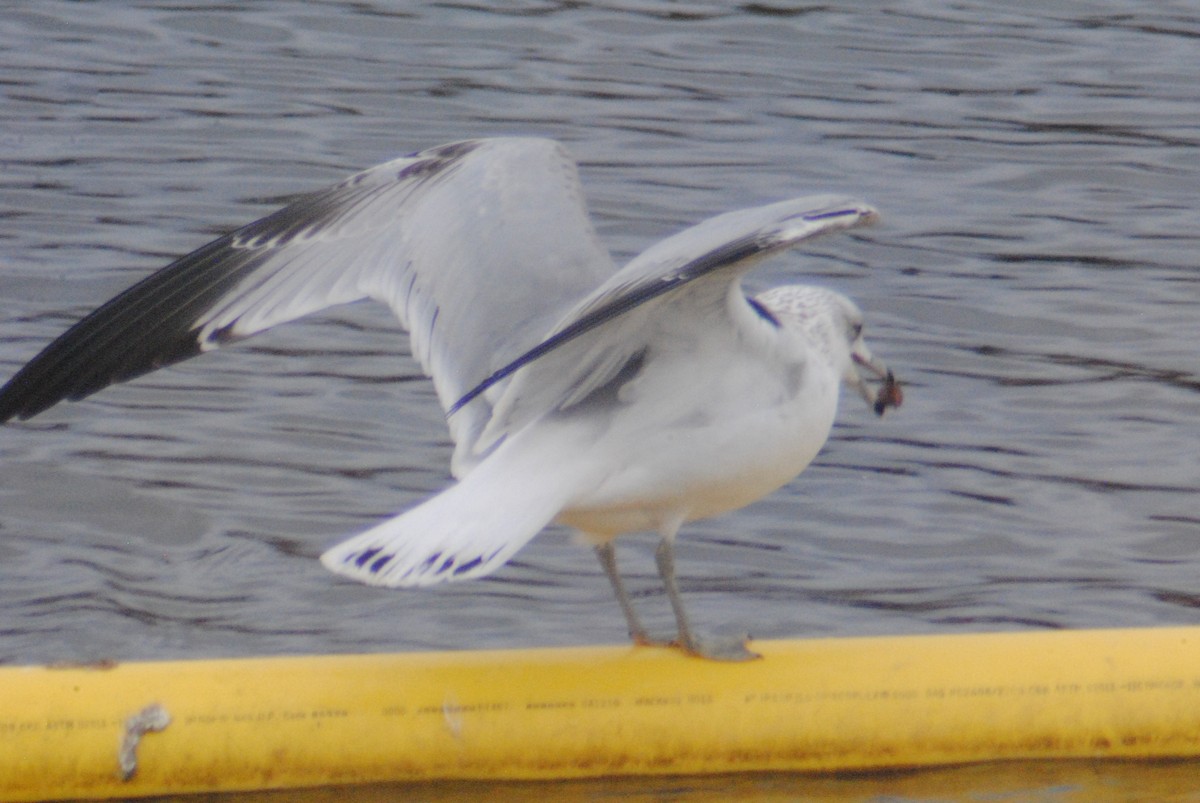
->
[655,538,760,662]
[595,542,660,647]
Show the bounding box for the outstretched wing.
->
[0,138,615,464]
[455,195,878,450]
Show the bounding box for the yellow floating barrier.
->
[4,626,1200,800]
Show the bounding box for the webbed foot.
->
[674,632,761,662]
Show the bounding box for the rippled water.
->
[2,0,1198,682]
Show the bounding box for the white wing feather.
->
[467,195,879,452]
[0,138,615,471]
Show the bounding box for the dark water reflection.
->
[1,2,1198,673]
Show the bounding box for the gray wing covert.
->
[456,195,878,451]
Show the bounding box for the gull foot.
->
[674,633,761,662]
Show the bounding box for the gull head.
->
[755,285,902,417]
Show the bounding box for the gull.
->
[0,137,900,660]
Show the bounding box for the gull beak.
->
[848,344,903,417]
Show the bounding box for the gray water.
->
[1,1,1197,680]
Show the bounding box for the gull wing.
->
[0,138,615,461]
[456,195,879,450]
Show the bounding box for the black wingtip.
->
[0,327,206,423]
[0,219,282,424]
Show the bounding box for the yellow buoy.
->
[4,626,1200,801]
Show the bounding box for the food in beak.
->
[872,370,903,416]
[851,352,902,417]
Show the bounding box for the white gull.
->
[0,137,901,660]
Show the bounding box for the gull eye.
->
[850,321,864,340]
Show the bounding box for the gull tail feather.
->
[320,442,580,587]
